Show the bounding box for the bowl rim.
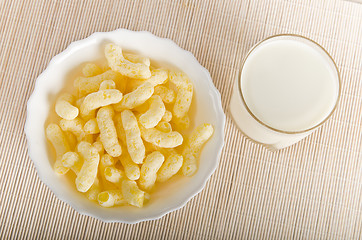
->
[24,28,226,223]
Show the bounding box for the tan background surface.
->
[1,0,362,239]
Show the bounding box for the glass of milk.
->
[229,34,340,150]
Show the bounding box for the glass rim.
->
[238,33,341,134]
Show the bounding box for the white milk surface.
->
[241,39,339,132]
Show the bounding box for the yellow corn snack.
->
[121,110,145,164]
[182,124,214,176]
[46,123,70,175]
[139,151,165,191]
[139,95,166,129]
[55,93,79,120]
[76,141,100,192]
[97,106,122,157]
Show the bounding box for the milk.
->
[230,35,340,150]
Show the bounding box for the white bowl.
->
[25,29,225,223]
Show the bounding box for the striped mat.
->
[1,0,362,239]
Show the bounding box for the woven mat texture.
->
[1,0,362,239]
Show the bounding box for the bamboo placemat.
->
[1,0,362,239]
